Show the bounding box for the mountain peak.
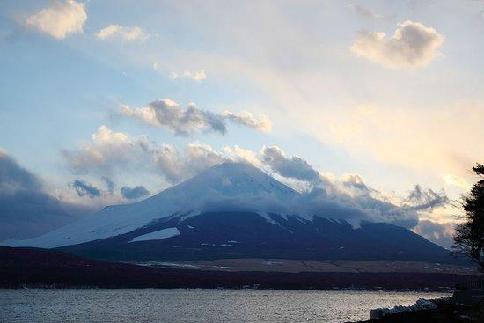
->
[4,162,299,248]
[170,161,298,201]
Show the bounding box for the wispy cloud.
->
[96,25,149,41]
[169,70,207,81]
[349,3,384,19]
[351,20,444,68]
[120,99,272,135]
[25,0,87,40]
[404,185,449,211]
[223,111,272,133]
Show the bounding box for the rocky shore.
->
[357,287,484,322]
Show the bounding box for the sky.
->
[1,0,483,247]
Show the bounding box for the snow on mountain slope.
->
[3,163,300,248]
[129,227,180,243]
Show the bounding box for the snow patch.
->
[129,227,180,243]
[259,212,277,225]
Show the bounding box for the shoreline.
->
[0,286,456,292]
[1,247,479,291]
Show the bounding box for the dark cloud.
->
[0,150,88,241]
[0,151,41,193]
[121,99,271,136]
[405,185,449,210]
[261,146,320,182]
[102,176,115,194]
[121,186,150,200]
[72,180,101,198]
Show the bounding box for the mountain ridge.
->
[2,162,300,248]
[2,162,454,265]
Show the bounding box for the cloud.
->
[0,149,41,193]
[63,126,227,184]
[340,174,372,194]
[260,145,320,182]
[302,186,420,229]
[169,70,207,81]
[223,111,272,133]
[350,20,444,68]
[25,0,87,40]
[223,145,261,167]
[102,176,115,194]
[121,99,271,135]
[96,25,149,41]
[349,4,383,19]
[60,128,451,245]
[72,179,100,198]
[413,220,455,249]
[121,99,226,135]
[121,186,150,200]
[153,143,227,183]
[63,125,153,175]
[0,150,87,241]
[405,185,449,210]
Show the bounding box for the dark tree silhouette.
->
[453,164,484,270]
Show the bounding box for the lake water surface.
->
[0,289,450,322]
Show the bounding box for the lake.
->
[0,289,450,322]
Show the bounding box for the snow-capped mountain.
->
[3,162,452,264]
[4,163,299,248]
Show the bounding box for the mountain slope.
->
[3,162,454,265]
[4,163,299,248]
[61,211,453,263]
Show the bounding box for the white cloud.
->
[223,111,272,133]
[260,145,320,182]
[63,125,152,175]
[63,125,227,184]
[96,25,149,41]
[153,143,227,183]
[223,146,261,167]
[351,20,444,68]
[25,0,87,40]
[121,99,272,135]
[169,70,207,81]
